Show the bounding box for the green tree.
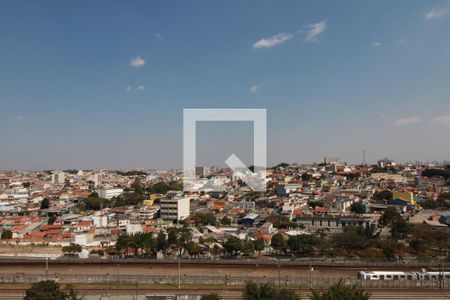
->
[192,212,217,226]
[390,217,410,239]
[271,233,287,255]
[131,178,144,195]
[372,190,393,201]
[62,244,82,256]
[201,293,221,300]
[379,207,401,227]
[220,216,232,226]
[156,231,168,253]
[22,182,31,188]
[116,234,131,256]
[242,240,255,256]
[48,216,56,225]
[255,238,266,254]
[350,202,366,215]
[288,235,314,256]
[310,280,370,300]
[278,289,300,300]
[242,281,277,300]
[24,280,67,300]
[186,241,202,257]
[224,236,243,256]
[40,198,50,209]
[1,229,12,239]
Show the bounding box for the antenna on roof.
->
[363,150,366,166]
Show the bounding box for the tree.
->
[241,240,255,257]
[156,231,168,253]
[220,216,232,226]
[350,202,366,215]
[48,216,56,225]
[186,241,202,257]
[372,190,393,201]
[22,182,31,188]
[379,207,401,227]
[201,293,221,300]
[271,233,287,255]
[255,238,266,254]
[131,178,144,195]
[288,235,314,256]
[242,281,277,300]
[116,234,131,256]
[1,229,12,239]
[309,280,370,300]
[192,212,217,226]
[40,198,50,209]
[62,244,82,256]
[24,280,67,300]
[224,236,242,256]
[390,218,410,239]
[278,289,300,300]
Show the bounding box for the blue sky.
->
[1,1,450,170]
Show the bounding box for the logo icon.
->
[183,108,267,192]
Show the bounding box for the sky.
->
[1,1,450,170]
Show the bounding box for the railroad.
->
[0,286,449,300]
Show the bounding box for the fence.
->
[0,273,446,289]
[1,257,448,269]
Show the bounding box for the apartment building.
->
[160,196,190,222]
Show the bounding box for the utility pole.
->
[178,254,181,289]
[45,257,48,279]
[309,260,314,289]
[278,259,281,287]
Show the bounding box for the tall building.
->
[195,166,210,178]
[51,172,65,184]
[92,173,103,188]
[160,196,190,222]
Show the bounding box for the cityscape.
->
[1,1,450,299]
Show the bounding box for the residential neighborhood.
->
[1,158,449,262]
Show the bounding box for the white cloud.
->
[16,115,23,120]
[130,56,145,68]
[253,33,293,49]
[250,84,261,94]
[425,1,450,19]
[372,42,381,47]
[431,115,450,125]
[136,85,145,91]
[125,86,132,91]
[394,117,422,126]
[155,33,164,40]
[306,20,326,42]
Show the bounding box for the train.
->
[358,270,450,281]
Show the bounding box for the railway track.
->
[0,288,449,300]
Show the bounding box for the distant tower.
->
[363,150,366,165]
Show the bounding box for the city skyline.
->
[1,1,450,169]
